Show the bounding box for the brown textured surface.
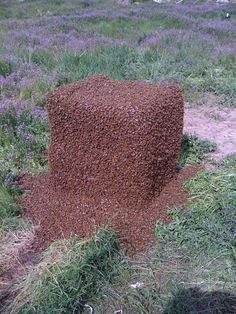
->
[47,74,184,207]
[19,165,200,254]
[19,74,189,254]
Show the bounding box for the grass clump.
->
[56,46,137,84]
[0,182,22,233]
[177,133,216,168]
[30,50,56,70]
[0,106,49,186]
[0,183,19,221]
[8,229,123,314]
[0,59,15,77]
[0,4,10,20]
[0,180,28,241]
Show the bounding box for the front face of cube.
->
[47,76,184,207]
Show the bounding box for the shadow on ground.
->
[164,287,236,314]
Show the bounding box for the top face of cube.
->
[47,74,182,125]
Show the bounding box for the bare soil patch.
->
[184,106,236,160]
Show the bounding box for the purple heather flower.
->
[0,75,5,86]
[0,98,30,116]
[31,106,48,121]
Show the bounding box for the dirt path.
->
[184,106,236,160]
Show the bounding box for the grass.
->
[21,40,235,106]
[20,79,56,106]
[0,59,16,77]
[0,182,21,233]
[157,161,236,257]
[1,2,235,106]
[0,183,19,220]
[7,229,124,314]
[29,50,56,70]
[177,134,217,168]
[1,0,101,19]
[0,3,11,20]
[0,106,49,186]
[93,154,236,313]
[56,46,137,82]
[82,15,188,40]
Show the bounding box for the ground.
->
[185,104,236,160]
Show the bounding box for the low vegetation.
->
[0,106,49,186]
[94,154,236,313]
[7,229,123,314]
[177,134,217,168]
[0,1,235,107]
[0,183,21,233]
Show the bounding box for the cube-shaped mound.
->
[47,75,184,207]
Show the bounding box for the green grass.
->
[29,50,56,70]
[82,15,187,41]
[177,134,217,168]
[0,182,20,232]
[26,42,235,106]
[93,154,236,313]
[0,179,29,239]
[0,3,11,20]
[0,106,49,186]
[0,183,19,219]
[0,59,16,77]
[56,46,137,83]
[20,79,56,106]
[157,165,236,256]
[8,229,124,314]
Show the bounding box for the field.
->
[0,0,236,313]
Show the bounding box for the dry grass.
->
[0,226,37,271]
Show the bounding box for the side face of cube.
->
[47,78,183,207]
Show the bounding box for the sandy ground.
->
[184,106,236,160]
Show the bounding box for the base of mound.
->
[18,166,200,255]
